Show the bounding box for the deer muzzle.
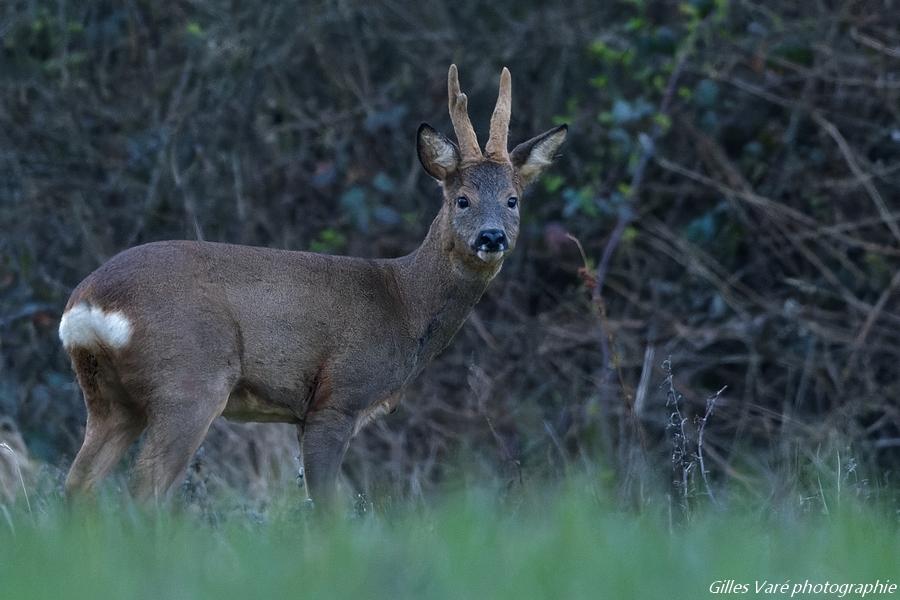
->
[473,229,508,263]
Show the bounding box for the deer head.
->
[417,65,567,271]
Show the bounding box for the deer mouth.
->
[474,246,507,264]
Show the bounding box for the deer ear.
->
[510,124,567,187]
[417,123,460,181]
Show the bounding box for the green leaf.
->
[340,186,369,232]
[186,22,204,38]
[694,79,719,108]
[310,228,347,253]
[372,172,396,194]
[543,175,565,193]
[589,40,609,57]
[589,75,608,89]
[653,113,672,131]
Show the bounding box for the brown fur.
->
[62,65,567,505]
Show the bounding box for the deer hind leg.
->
[65,405,145,496]
[65,349,146,497]
[130,380,231,503]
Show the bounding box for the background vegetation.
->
[1,0,898,522]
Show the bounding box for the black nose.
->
[475,229,507,252]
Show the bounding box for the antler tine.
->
[447,64,482,164]
[485,67,511,162]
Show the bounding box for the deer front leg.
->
[301,407,355,508]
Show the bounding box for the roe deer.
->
[59,65,567,505]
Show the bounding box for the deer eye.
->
[456,196,470,209]
[507,196,518,208]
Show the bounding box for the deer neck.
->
[393,207,498,363]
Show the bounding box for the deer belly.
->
[221,386,300,423]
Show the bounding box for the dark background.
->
[1,0,898,507]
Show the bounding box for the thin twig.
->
[812,111,900,245]
[697,386,726,508]
[854,268,900,348]
[850,27,900,59]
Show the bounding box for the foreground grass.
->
[1,484,898,600]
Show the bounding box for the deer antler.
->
[484,67,511,162]
[448,64,482,164]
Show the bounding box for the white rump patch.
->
[59,303,133,350]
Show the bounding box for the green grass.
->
[1,483,898,600]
